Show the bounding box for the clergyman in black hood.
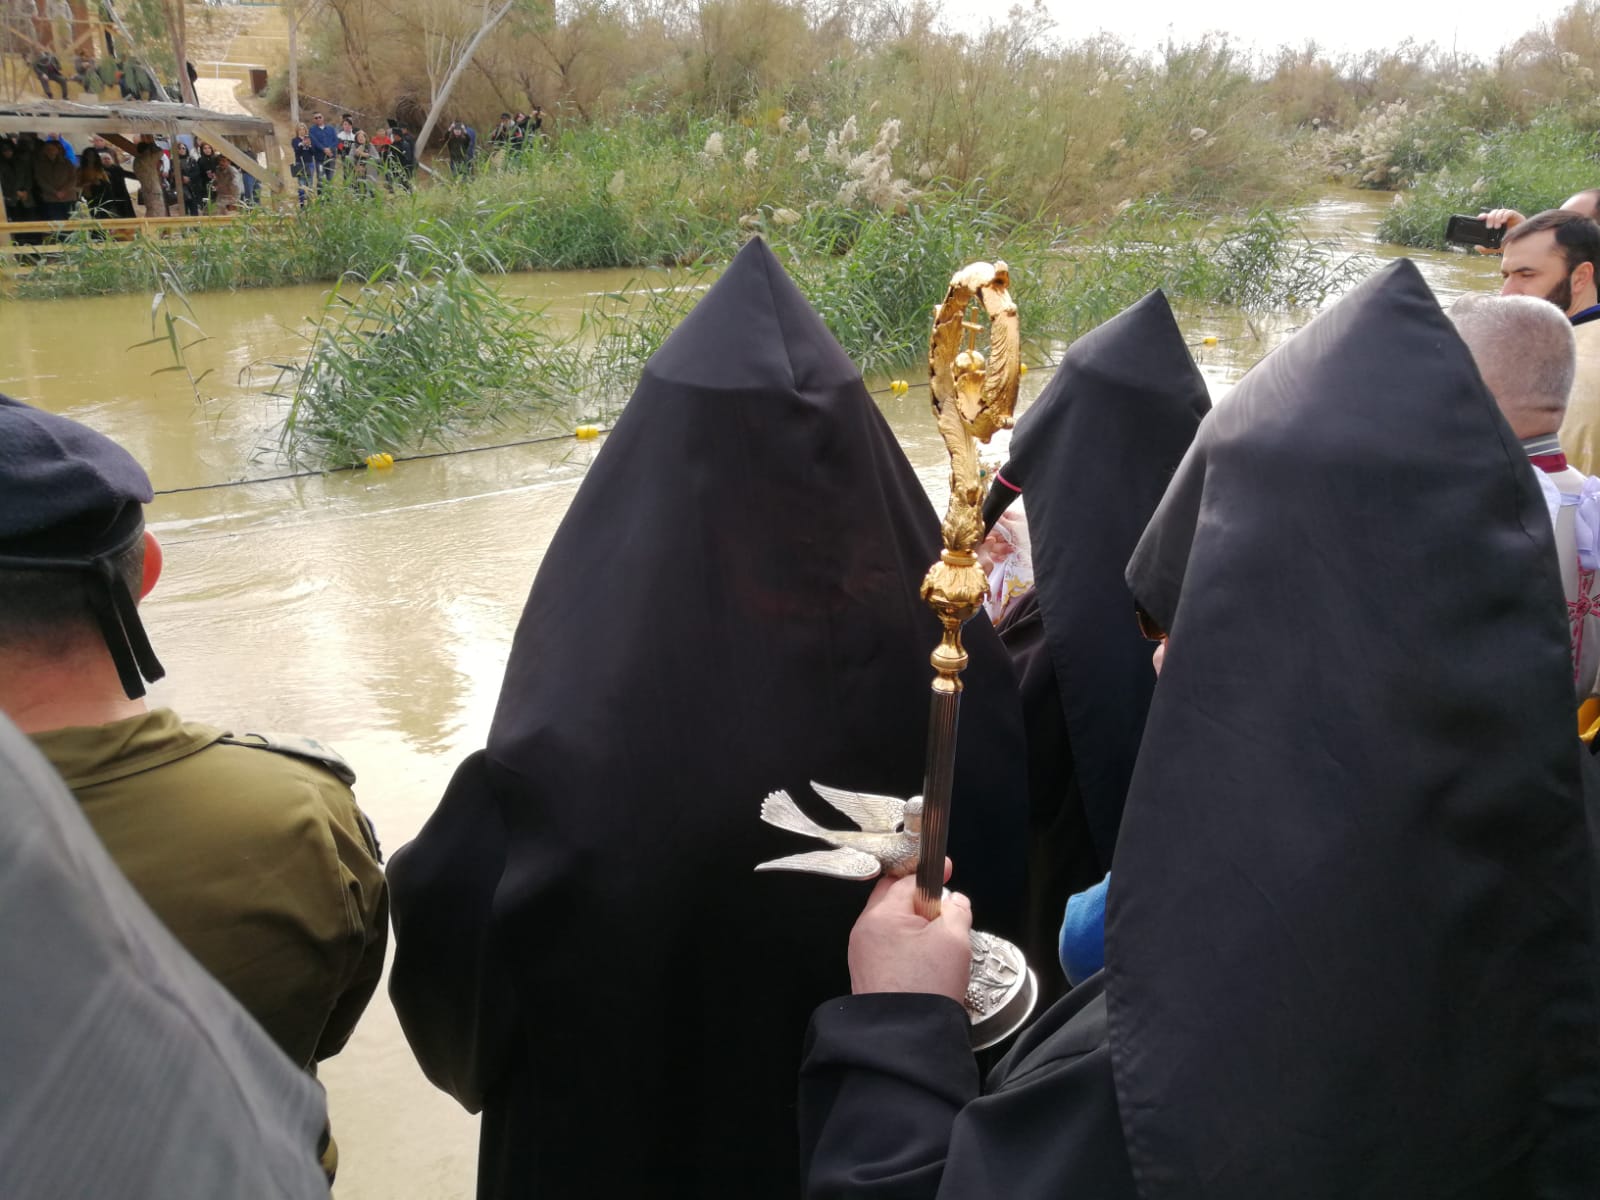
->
[982,290,1209,995]
[798,258,1600,1198]
[386,238,1029,1198]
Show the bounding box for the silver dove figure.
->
[756,782,923,880]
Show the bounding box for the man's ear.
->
[1576,261,1596,294]
[140,530,162,599]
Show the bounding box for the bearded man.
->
[1500,209,1600,470]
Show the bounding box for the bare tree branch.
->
[413,0,518,153]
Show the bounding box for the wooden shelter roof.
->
[0,97,273,137]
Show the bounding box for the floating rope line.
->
[150,375,969,497]
[151,333,1270,500]
[152,426,612,496]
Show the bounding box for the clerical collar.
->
[1570,304,1600,328]
[1522,432,1567,473]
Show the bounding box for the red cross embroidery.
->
[1570,567,1598,684]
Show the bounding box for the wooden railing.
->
[0,213,244,253]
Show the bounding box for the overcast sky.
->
[940,0,1582,61]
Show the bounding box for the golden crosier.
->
[921,262,1022,694]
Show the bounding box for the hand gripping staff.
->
[756,262,1037,1049]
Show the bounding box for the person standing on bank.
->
[1498,209,1600,471]
[84,141,137,219]
[31,137,78,222]
[130,133,166,217]
[0,395,389,1180]
[445,121,476,175]
[0,135,37,227]
[798,261,1600,1198]
[307,112,339,183]
[383,119,416,189]
[490,112,520,158]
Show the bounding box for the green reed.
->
[272,233,574,466]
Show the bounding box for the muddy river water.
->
[0,190,1501,1197]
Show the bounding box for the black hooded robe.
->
[387,239,1029,1198]
[986,292,1209,992]
[798,260,1600,1197]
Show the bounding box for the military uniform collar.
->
[31,708,223,790]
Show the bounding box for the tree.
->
[413,0,526,154]
[285,0,330,127]
[157,0,193,103]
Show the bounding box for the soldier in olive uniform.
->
[0,395,388,1178]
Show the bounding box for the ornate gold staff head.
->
[920,261,1023,696]
[928,260,1021,455]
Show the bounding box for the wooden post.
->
[267,130,295,205]
[168,120,185,219]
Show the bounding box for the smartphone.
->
[1445,214,1504,250]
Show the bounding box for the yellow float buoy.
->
[575,425,600,441]
[1202,336,1218,346]
[365,452,394,470]
[889,379,910,396]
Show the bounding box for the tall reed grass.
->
[271,233,574,465]
[1376,113,1600,248]
[265,193,1358,466]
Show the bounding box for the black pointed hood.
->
[1108,260,1600,1196]
[388,238,1029,1197]
[992,292,1209,866]
[0,395,165,699]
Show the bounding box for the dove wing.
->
[754,848,883,880]
[810,781,907,833]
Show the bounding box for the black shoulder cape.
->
[387,238,1029,1198]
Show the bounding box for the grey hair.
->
[1448,293,1576,423]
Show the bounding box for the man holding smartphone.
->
[1499,209,1600,471]
[1481,188,1600,237]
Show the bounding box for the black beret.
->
[0,394,153,553]
[0,395,163,699]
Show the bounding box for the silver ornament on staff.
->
[756,262,1037,1050]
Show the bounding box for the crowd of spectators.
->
[2,98,551,235]
[290,111,415,197]
[1,130,266,236]
[466,107,545,174]
[10,35,281,226]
